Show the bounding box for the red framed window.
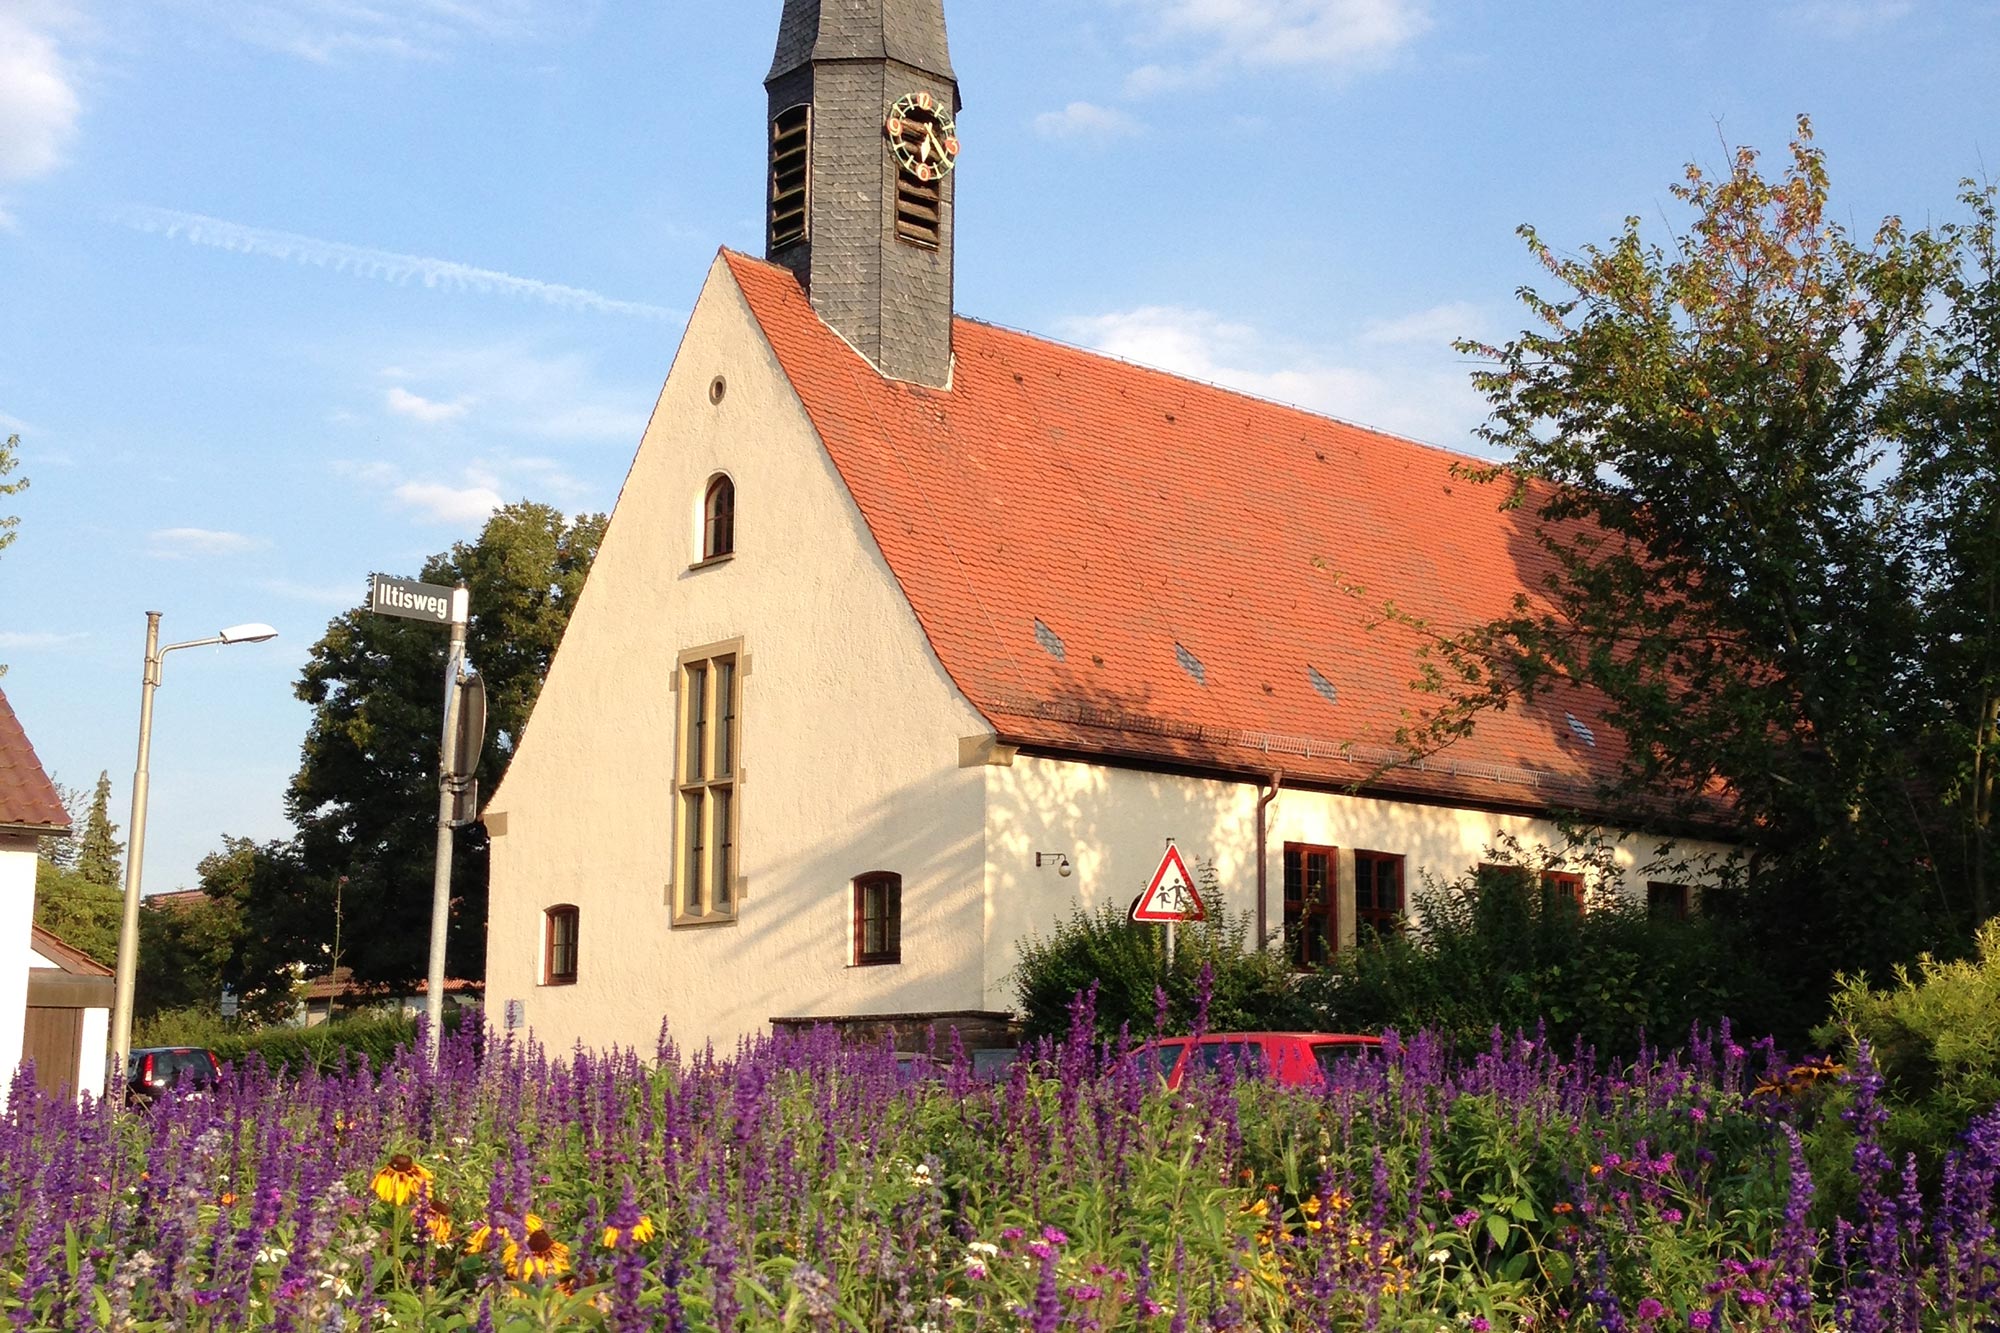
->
[1542,871,1585,912]
[544,905,579,985]
[1282,843,1337,970]
[1647,881,1691,920]
[1354,851,1405,942]
[853,872,901,966]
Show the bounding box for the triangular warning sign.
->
[1132,844,1207,923]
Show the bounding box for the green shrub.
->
[1012,897,1307,1040]
[1813,918,2000,1178]
[213,1013,419,1076]
[1298,863,1780,1060]
[133,1004,243,1050]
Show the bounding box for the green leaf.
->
[1485,1213,1511,1250]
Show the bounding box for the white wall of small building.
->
[979,753,1735,1012]
[484,259,992,1057]
[0,834,34,1101]
[27,939,110,1101]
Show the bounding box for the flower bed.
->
[3,1007,1997,1330]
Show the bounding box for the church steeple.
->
[765,0,960,388]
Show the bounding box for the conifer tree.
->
[76,771,123,888]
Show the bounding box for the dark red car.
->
[1134,1032,1381,1089]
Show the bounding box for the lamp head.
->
[218,623,279,645]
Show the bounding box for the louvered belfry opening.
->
[892,119,942,248]
[769,104,811,250]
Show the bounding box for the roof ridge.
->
[717,248,1504,470]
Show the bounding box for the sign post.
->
[1131,840,1207,972]
[367,574,477,1063]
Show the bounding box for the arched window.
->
[544,905,579,985]
[703,475,735,561]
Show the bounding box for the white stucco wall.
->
[980,754,1735,1012]
[484,258,992,1055]
[76,1007,107,1100]
[0,834,37,1102]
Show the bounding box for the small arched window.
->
[703,475,735,561]
[852,872,901,966]
[544,905,579,985]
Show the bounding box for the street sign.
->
[1132,843,1207,923]
[451,673,486,780]
[368,574,463,625]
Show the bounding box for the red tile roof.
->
[0,688,69,833]
[724,252,1648,818]
[31,925,113,976]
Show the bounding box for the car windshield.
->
[1186,1040,1267,1079]
[1312,1043,1374,1077]
[152,1051,214,1083]
[1146,1043,1186,1078]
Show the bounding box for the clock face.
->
[884,91,959,182]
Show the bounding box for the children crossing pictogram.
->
[1131,843,1207,923]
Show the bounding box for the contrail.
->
[115,205,678,321]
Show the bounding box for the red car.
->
[1135,1032,1381,1089]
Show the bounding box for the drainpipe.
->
[1255,771,1283,951]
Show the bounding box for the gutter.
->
[1255,770,1283,951]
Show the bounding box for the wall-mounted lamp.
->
[1035,851,1072,878]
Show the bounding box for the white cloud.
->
[0,4,83,206]
[147,527,264,559]
[393,480,507,524]
[1114,0,1430,91]
[174,0,545,63]
[375,341,647,443]
[1360,301,1481,347]
[116,206,678,321]
[258,577,368,608]
[1057,302,1491,450]
[0,630,89,650]
[1034,101,1143,141]
[386,386,472,423]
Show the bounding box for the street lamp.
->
[109,612,278,1094]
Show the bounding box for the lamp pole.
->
[109,613,278,1095]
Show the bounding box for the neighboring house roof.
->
[143,889,209,911]
[302,967,484,1002]
[724,250,1653,819]
[30,925,114,976]
[0,688,70,834]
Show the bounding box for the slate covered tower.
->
[765,0,960,388]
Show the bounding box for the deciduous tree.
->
[1424,120,1959,1017]
[1893,184,2000,923]
[284,502,606,987]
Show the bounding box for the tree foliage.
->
[0,433,22,561]
[1411,121,1996,1020]
[32,860,121,967]
[1891,184,2000,925]
[0,433,25,677]
[76,771,123,888]
[283,502,607,987]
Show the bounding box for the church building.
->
[481,0,1729,1054]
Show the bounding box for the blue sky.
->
[1,0,1995,895]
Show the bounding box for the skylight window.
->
[1174,642,1206,686]
[1034,619,1066,661]
[1565,713,1597,748]
[1307,666,1338,706]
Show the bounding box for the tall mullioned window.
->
[1353,851,1405,942]
[675,643,742,922]
[1282,843,1337,971]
